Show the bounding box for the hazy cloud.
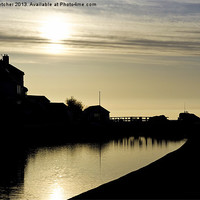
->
[0,31,199,55]
[0,0,199,55]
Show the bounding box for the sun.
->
[40,16,71,43]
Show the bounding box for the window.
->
[17,85,22,95]
[94,113,100,120]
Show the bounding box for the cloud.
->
[83,0,200,20]
[0,33,48,44]
[65,36,200,55]
[0,31,199,55]
[0,0,199,55]
[1,0,200,21]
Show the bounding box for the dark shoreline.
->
[71,131,200,199]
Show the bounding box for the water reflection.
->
[49,184,65,200]
[114,137,171,149]
[0,137,186,200]
[0,147,27,200]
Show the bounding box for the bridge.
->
[110,116,150,123]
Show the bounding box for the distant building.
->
[0,54,28,103]
[84,105,110,122]
[149,115,168,122]
[178,112,200,122]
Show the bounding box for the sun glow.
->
[45,43,65,54]
[40,16,71,43]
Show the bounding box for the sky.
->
[0,0,200,119]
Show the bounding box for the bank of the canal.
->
[71,131,200,199]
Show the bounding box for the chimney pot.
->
[3,54,9,64]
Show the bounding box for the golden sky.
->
[0,0,200,119]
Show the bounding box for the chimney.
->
[2,54,9,64]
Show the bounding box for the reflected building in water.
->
[114,137,170,149]
[0,147,27,199]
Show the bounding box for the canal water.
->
[0,137,185,200]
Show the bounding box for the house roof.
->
[84,105,110,113]
[0,60,24,75]
[27,95,50,104]
[0,59,24,85]
[178,112,200,121]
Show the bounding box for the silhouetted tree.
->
[66,96,84,121]
[66,96,83,111]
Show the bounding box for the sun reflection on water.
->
[49,184,65,200]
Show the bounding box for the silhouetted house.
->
[25,96,70,123]
[0,55,28,103]
[178,112,200,122]
[26,95,50,108]
[48,103,70,122]
[20,95,50,122]
[84,105,110,122]
[0,55,71,124]
[149,115,168,123]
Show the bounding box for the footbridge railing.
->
[110,116,150,123]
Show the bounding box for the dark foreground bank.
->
[71,127,200,199]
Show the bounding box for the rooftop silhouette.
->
[0,54,199,141]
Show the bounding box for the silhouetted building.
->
[149,115,168,123]
[48,103,70,122]
[84,105,110,122]
[0,54,72,125]
[0,55,28,103]
[178,112,200,122]
[26,95,50,107]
